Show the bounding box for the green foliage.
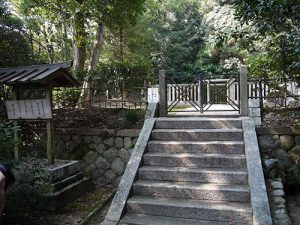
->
[4,158,53,222]
[53,88,82,108]
[246,54,275,79]
[11,0,146,65]
[90,61,151,90]
[147,1,206,78]
[230,0,300,80]
[20,129,47,158]
[285,164,300,186]
[0,0,34,67]
[197,49,239,76]
[0,121,20,160]
[123,110,140,125]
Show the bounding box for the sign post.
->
[6,94,54,164]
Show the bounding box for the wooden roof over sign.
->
[0,61,79,87]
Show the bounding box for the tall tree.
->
[0,0,33,67]
[230,0,300,79]
[149,0,206,77]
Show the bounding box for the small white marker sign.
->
[6,99,52,120]
[147,88,159,103]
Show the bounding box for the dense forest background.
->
[0,0,299,87]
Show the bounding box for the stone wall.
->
[53,128,141,187]
[257,128,299,225]
[267,178,291,225]
[257,129,300,182]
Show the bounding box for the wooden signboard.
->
[6,99,52,120]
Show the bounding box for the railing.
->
[156,69,248,116]
[247,79,300,108]
[52,87,148,110]
[151,78,300,109]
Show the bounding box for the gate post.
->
[159,70,167,117]
[240,65,248,116]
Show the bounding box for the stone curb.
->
[100,103,158,225]
[242,117,273,225]
[145,102,158,119]
[101,118,155,225]
[79,189,116,225]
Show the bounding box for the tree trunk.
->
[89,23,105,70]
[63,21,70,61]
[119,26,124,62]
[41,25,54,63]
[79,22,105,107]
[29,29,34,57]
[73,9,86,71]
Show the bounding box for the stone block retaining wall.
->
[53,128,141,187]
[267,178,291,225]
[257,128,300,178]
[257,128,299,225]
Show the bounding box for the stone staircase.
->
[118,117,253,225]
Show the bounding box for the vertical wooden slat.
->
[159,70,167,117]
[12,87,20,161]
[240,65,248,116]
[46,84,54,165]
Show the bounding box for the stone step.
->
[133,180,250,202]
[45,160,81,181]
[155,117,242,129]
[148,140,245,154]
[42,177,93,211]
[151,129,243,141]
[50,172,84,192]
[143,153,247,169]
[126,196,252,224]
[119,213,230,225]
[138,166,248,185]
[167,114,240,118]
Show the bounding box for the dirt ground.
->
[261,107,300,128]
[14,107,146,131]
[286,187,300,225]
[52,108,145,129]
[1,185,114,225]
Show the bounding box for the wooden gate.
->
[166,74,240,113]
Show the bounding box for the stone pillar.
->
[240,65,248,116]
[159,70,167,117]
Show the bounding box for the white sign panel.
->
[147,88,159,103]
[6,99,52,120]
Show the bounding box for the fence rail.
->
[150,78,300,109]
[52,87,148,110]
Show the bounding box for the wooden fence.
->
[149,78,300,108]
[52,87,148,110]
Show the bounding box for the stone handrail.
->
[242,117,273,225]
[101,103,158,225]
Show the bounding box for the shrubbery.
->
[123,110,141,125]
[0,122,54,223]
[3,159,53,224]
[0,121,20,160]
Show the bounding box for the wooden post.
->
[12,87,20,160]
[199,74,204,113]
[159,70,167,117]
[240,65,248,116]
[46,85,55,165]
